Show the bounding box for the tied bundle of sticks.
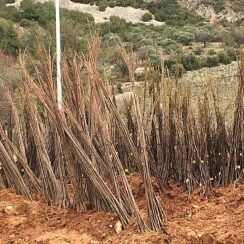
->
[0,37,165,232]
[0,36,243,232]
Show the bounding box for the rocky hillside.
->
[178,0,244,23]
[117,61,239,121]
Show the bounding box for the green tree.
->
[196,29,214,47]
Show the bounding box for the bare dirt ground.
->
[0,174,243,244]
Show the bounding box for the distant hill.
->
[6,0,244,25]
[0,0,243,80]
[67,0,244,23]
[178,0,244,23]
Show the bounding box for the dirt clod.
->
[114,220,123,234]
[2,205,14,214]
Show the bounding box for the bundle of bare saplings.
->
[0,37,243,232]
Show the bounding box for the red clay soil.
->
[0,174,243,244]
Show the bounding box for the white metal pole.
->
[55,0,62,110]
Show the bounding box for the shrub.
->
[20,0,40,22]
[141,12,153,22]
[226,48,236,61]
[0,18,18,56]
[161,40,181,55]
[108,2,116,8]
[4,0,15,3]
[98,2,107,11]
[163,58,185,77]
[19,18,34,27]
[208,49,217,55]
[194,47,204,55]
[217,51,231,64]
[205,55,219,67]
[198,56,207,68]
[165,58,176,68]
[182,53,200,71]
[101,16,130,35]
[177,34,194,46]
[136,73,145,81]
[159,38,177,48]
